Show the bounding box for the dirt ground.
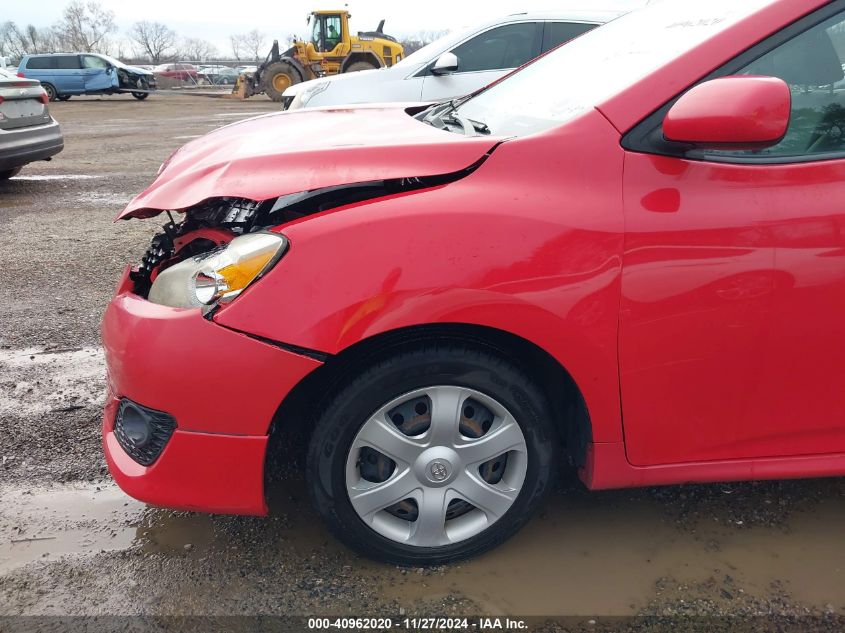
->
[1,95,844,632]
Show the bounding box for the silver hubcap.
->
[345,386,528,548]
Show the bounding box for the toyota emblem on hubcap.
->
[428,460,450,482]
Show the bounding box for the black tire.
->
[57,95,71,101]
[344,61,378,73]
[262,61,302,102]
[131,92,149,100]
[0,167,22,180]
[307,344,558,565]
[42,83,57,101]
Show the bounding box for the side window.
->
[325,16,342,49]
[542,22,597,53]
[711,11,845,159]
[450,23,540,74]
[82,56,109,70]
[56,56,81,70]
[26,57,54,70]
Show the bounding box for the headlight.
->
[287,81,330,110]
[147,232,288,309]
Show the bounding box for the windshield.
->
[455,0,772,137]
[97,53,126,69]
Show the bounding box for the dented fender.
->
[212,110,628,445]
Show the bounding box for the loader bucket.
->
[227,74,251,100]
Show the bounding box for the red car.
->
[153,63,198,81]
[103,0,845,564]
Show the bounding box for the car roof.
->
[504,9,628,23]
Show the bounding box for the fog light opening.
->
[114,399,177,466]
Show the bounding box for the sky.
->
[5,0,647,57]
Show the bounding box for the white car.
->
[283,10,624,110]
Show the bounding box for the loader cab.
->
[309,12,348,53]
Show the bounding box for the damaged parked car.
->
[18,53,156,101]
[104,0,845,565]
[0,68,63,180]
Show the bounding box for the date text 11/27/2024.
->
[307,618,529,630]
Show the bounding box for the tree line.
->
[0,1,271,64]
[1,1,449,65]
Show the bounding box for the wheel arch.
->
[341,51,383,72]
[41,82,58,100]
[264,322,592,504]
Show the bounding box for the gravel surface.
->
[0,95,843,632]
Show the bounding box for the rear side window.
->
[542,22,597,53]
[56,56,82,70]
[26,57,56,70]
[451,23,541,73]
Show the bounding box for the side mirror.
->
[431,52,459,76]
[663,76,791,150]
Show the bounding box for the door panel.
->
[621,154,845,465]
[620,8,845,466]
[621,155,778,465]
[53,56,83,94]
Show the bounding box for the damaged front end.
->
[116,68,156,96]
[130,158,493,303]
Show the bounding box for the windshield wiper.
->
[466,118,490,134]
[417,94,490,135]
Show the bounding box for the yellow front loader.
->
[236,10,405,103]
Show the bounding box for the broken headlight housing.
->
[147,232,288,310]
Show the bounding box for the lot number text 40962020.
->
[307,617,529,630]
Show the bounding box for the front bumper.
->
[102,268,322,515]
[0,119,63,171]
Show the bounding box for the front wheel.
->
[307,344,558,565]
[261,61,302,102]
[131,92,149,100]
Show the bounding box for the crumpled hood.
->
[119,105,503,219]
[122,64,153,76]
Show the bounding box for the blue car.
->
[18,53,156,101]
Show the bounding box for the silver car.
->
[0,68,64,180]
[282,10,624,111]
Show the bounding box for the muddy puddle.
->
[2,478,843,615]
[383,485,845,615]
[0,485,214,574]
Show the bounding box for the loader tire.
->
[344,61,378,73]
[263,61,302,102]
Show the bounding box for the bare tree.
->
[24,25,59,54]
[229,34,243,61]
[400,29,449,55]
[180,37,217,62]
[128,21,176,63]
[0,21,28,59]
[54,1,117,53]
[237,29,267,63]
